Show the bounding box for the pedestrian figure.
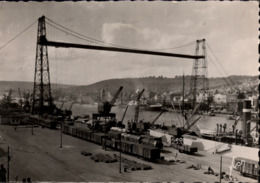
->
[208,166,214,174]
[15,174,18,182]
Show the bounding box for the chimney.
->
[237,99,244,116]
[242,100,252,145]
[223,123,227,133]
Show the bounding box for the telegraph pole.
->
[7,146,10,182]
[31,123,34,135]
[182,72,185,126]
[119,137,121,173]
[219,155,222,183]
[60,121,63,148]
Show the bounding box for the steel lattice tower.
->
[32,16,53,114]
[190,39,209,107]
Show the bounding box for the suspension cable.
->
[206,42,236,88]
[207,54,233,88]
[46,22,101,46]
[46,18,130,48]
[45,17,196,52]
[150,41,195,51]
[0,20,37,50]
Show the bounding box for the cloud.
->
[101,22,195,53]
[0,1,257,85]
[101,22,144,48]
[228,38,258,75]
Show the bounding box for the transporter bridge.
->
[31,16,205,116]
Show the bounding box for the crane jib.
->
[39,37,204,60]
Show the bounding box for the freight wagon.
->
[62,124,161,162]
[120,139,160,161]
[140,135,163,149]
[121,133,163,149]
[108,130,121,139]
[234,157,258,180]
[120,140,134,154]
[133,143,160,161]
[77,128,92,141]
[28,115,57,129]
[91,132,106,145]
[72,127,78,137]
[121,133,140,143]
[172,144,197,154]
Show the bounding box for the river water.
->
[60,103,247,133]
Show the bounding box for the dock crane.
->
[151,97,166,126]
[65,101,75,117]
[120,105,129,124]
[169,103,202,137]
[2,89,13,106]
[98,86,123,114]
[7,89,13,104]
[23,91,31,112]
[134,89,145,123]
[60,101,65,110]
[183,103,201,129]
[92,87,123,132]
[186,116,202,131]
[53,101,65,116]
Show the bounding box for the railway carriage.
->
[234,157,258,179]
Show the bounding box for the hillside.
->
[67,75,257,93]
[0,75,257,103]
[61,75,257,103]
[0,81,74,97]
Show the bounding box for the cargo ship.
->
[148,99,258,162]
[145,104,168,111]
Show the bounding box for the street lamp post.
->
[60,120,63,148]
[219,155,222,183]
[31,123,34,135]
[7,146,10,182]
[119,137,121,173]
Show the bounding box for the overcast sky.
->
[0,1,258,85]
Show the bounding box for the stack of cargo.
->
[114,154,152,171]
[90,153,117,163]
